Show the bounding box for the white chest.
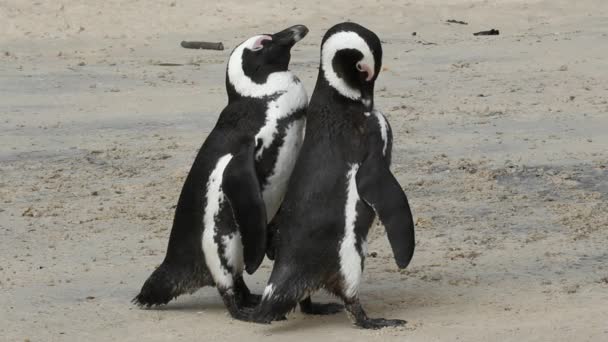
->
[255,81,308,220]
[254,82,307,158]
[260,118,305,220]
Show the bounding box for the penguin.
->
[242,22,416,329]
[132,25,310,320]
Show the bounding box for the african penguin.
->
[133,25,309,320]
[242,22,416,329]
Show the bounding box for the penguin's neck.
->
[308,72,368,129]
[225,69,297,103]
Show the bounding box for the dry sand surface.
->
[1,0,607,341]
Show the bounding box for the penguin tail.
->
[132,259,212,307]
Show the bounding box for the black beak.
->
[272,25,309,47]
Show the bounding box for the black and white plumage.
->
[132,25,309,319]
[243,22,416,329]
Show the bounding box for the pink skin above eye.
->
[253,35,272,50]
[357,63,374,81]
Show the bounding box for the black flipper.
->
[355,149,415,269]
[223,137,267,274]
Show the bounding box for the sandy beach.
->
[1,0,607,340]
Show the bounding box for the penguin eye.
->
[356,62,364,72]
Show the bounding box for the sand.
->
[1,0,607,340]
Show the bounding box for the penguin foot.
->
[356,318,407,330]
[230,306,258,322]
[221,288,260,322]
[242,293,262,308]
[345,297,406,329]
[300,297,343,315]
[240,311,287,324]
[231,310,281,324]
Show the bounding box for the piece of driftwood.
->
[446,19,468,25]
[473,29,500,36]
[180,41,224,50]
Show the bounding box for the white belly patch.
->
[202,154,243,289]
[339,163,363,298]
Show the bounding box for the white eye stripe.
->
[321,31,375,99]
[227,35,298,98]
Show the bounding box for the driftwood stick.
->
[446,19,468,25]
[180,41,224,50]
[473,29,500,36]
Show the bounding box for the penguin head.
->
[319,22,382,111]
[227,25,309,100]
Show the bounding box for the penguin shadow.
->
[262,313,349,333]
[138,291,228,313]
